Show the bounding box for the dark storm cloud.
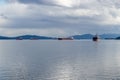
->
[8,0,55,6]
[6,0,43,5]
[17,0,43,4]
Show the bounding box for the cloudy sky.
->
[0,0,120,37]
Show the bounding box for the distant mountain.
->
[71,34,94,39]
[0,34,119,40]
[99,34,120,39]
[116,37,120,39]
[72,34,120,40]
[16,35,52,39]
[0,35,55,40]
[0,36,11,39]
[13,35,54,40]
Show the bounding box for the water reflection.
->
[0,40,120,80]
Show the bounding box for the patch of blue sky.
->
[0,0,6,5]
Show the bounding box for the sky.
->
[0,0,120,37]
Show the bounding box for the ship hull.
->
[92,37,98,41]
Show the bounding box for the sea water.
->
[0,40,120,80]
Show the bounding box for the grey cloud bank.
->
[0,0,120,36]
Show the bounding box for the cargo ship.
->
[58,37,73,40]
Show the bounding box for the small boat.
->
[58,37,73,40]
[92,34,99,41]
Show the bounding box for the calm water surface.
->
[0,40,120,80]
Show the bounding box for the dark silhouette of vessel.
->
[58,37,73,40]
[92,34,99,41]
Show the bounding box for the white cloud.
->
[0,0,120,36]
[54,0,80,7]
